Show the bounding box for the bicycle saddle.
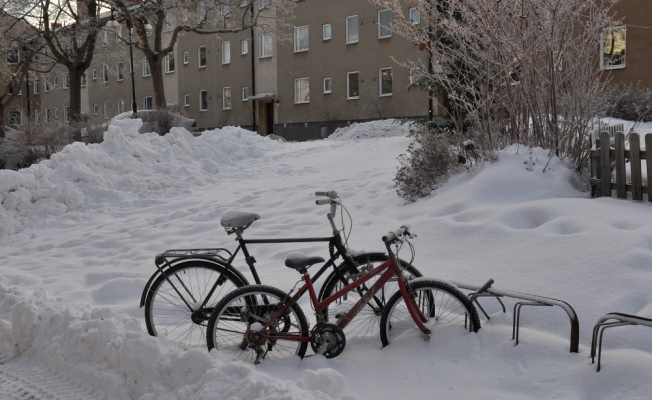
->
[285,252,325,271]
[220,210,261,228]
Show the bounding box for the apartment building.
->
[3,0,650,139]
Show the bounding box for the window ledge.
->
[347,96,359,100]
[378,35,392,40]
[323,91,332,94]
[602,65,626,70]
[379,93,393,97]
[294,49,309,53]
[346,40,359,45]
[165,71,175,74]
[295,101,310,104]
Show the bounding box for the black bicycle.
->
[140,191,422,348]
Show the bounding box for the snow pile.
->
[328,119,410,140]
[0,120,280,236]
[0,284,356,400]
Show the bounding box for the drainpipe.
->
[26,74,31,118]
[250,6,257,133]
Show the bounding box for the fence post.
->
[592,138,602,198]
[630,133,643,201]
[646,134,652,202]
[600,131,611,197]
[615,132,626,199]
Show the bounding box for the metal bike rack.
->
[452,281,580,353]
[591,312,652,372]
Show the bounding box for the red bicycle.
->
[206,226,481,363]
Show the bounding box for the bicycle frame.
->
[257,255,431,343]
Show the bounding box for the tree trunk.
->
[68,67,83,123]
[0,104,5,139]
[150,58,167,109]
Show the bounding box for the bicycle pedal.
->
[335,312,345,319]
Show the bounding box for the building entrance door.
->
[265,102,274,136]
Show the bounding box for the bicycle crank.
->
[310,323,346,358]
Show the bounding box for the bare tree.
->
[110,0,296,109]
[365,97,393,120]
[315,108,340,135]
[375,0,621,173]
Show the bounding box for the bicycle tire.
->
[206,285,309,363]
[144,261,246,349]
[319,254,422,337]
[380,279,480,347]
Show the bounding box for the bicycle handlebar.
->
[477,279,494,294]
[315,199,332,205]
[315,191,338,199]
[382,225,412,243]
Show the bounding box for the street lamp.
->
[126,19,137,117]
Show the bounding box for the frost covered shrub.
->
[395,127,484,201]
[0,118,72,170]
[607,85,652,123]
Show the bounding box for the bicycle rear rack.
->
[155,248,232,266]
[591,312,652,372]
[452,281,580,353]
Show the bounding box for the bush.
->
[0,118,73,170]
[394,126,487,201]
[607,84,652,123]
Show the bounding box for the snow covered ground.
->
[1,119,652,399]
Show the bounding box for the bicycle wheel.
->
[319,254,422,338]
[380,279,480,347]
[206,285,309,363]
[144,261,246,349]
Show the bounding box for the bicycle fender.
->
[139,258,249,308]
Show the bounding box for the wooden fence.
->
[590,131,651,200]
[590,123,625,147]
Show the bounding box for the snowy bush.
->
[607,84,652,123]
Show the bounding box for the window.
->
[165,52,175,72]
[323,24,332,41]
[259,34,273,58]
[115,26,122,43]
[54,108,59,119]
[347,71,359,99]
[197,1,206,23]
[102,102,109,119]
[294,77,309,104]
[409,68,418,85]
[64,106,70,122]
[378,10,392,38]
[259,0,271,9]
[92,69,97,80]
[223,87,232,109]
[53,76,58,87]
[44,76,50,92]
[81,73,87,87]
[241,39,249,55]
[101,30,108,46]
[601,26,626,70]
[34,78,39,94]
[142,58,151,76]
[294,26,309,52]
[7,49,19,64]
[143,96,153,110]
[114,63,123,81]
[117,100,124,114]
[8,111,21,126]
[379,67,392,96]
[102,65,108,83]
[34,110,40,125]
[93,104,98,115]
[164,13,175,32]
[63,73,69,89]
[222,41,231,64]
[182,51,189,65]
[199,90,208,111]
[242,87,249,101]
[323,77,332,93]
[44,108,50,123]
[198,46,207,67]
[409,8,420,24]
[184,94,190,107]
[346,16,359,44]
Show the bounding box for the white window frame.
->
[323,24,332,41]
[143,96,153,110]
[409,8,420,25]
[44,108,50,123]
[323,77,332,94]
[199,89,208,111]
[242,87,249,101]
[241,39,249,55]
[222,87,232,110]
[54,108,59,119]
[117,63,124,81]
[34,109,40,125]
[600,26,626,70]
[294,77,310,104]
[93,104,98,115]
[8,110,21,126]
[294,26,309,53]
[117,99,124,114]
[64,106,70,122]
[142,58,151,77]
[81,73,87,87]
[92,69,97,80]
[198,46,207,68]
[44,76,49,92]
[101,30,108,46]
[347,71,359,100]
[259,34,273,58]
[222,41,231,64]
[103,101,110,119]
[183,51,189,64]
[63,73,69,89]
[103,65,109,83]
[53,76,58,87]
[346,15,359,44]
[165,52,175,73]
[378,10,392,39]
[33,78,39,94]
[379,67,393,96]
[184,94,190,107]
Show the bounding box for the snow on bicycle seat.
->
[285,252,325,270]
[220,210,261,228]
